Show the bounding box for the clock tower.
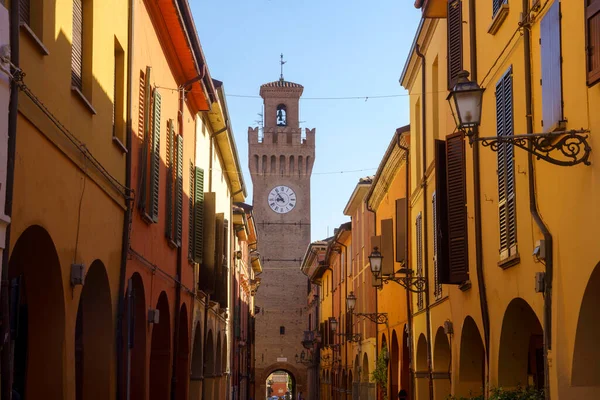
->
[249,76,314,398]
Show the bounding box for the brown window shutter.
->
[416,213,423,310]
[445,131,469,283]
[434,139,450,284]
[432,192,442,299]
[381,219,394,276]
[20,0,30,26]
[72,0,83,89]
[165,120,174,240]
[395,198,407,263]
[214,213,224,305]
[221,219,229,308]
[175,134,184,246]
[447,0,463,89]
[199,192,216,294]
[587,0,600,85]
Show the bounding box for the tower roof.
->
[260,79,304,89]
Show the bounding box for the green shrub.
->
[371,346,389,400]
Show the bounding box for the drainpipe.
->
[1,2,19,399]
[415,44,434,400]
[522,2,552,398]
[116,0,135,398]
[396,132,414,400]
[468,0,491,393]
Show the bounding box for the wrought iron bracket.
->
[353,311,388,325]
[337,332,362,343]
[378,272,427,293]
[468,129,592,167]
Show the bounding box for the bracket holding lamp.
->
[329,316,362,343]
[447,70,591,167]
[368,247,427,293]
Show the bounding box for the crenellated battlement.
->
[247,126,316,147]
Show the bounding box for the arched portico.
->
[75,260,113,400]
[571,262,600,396]
[498,298,543,390]
[433,327,451,400]
[150,292,172,400]
[457,316,484,397]
[9,225,65,399]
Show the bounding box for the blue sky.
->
[192,0,421,241]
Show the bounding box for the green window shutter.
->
[188,163,195,261]
[175,134,184,246]
[165,120,174,240]
[149,89,161,223]
[194,167,205,263]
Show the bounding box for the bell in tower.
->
[276,104,287,126]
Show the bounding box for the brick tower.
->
[249,76,315,399]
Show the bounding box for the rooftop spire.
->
[280,53,286,82]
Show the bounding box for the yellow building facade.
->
[366,126,412,400]
[401,0,600,399]
[5,0,129,398]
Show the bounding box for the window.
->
[540,0,563,130]
[165,121,183,246]
[20,0,44,41]
[416,213,423,310]
[138,66,161,224]
[71,0,92,94]
[493,0,508,17]
[113,38,126,145]
[280,326,285,335]
[447,0,463,89]
[434,135,469,285]
[433,192,442,299]
[395,199,407,263]
[496,68,518,261]
[587,0,600,85]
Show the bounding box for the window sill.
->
[71,86,97,115]
[459,280,472,292]
[20,23,49,56]
[488,4,509,35]
[112,136,128,153]
[498,252,521,269]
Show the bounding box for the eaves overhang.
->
[208,82,247,202]
[366,126,410,211]
[399,18,439,91]
[343,178,372,216]
[150,0,216,114]
[300,240,330,281]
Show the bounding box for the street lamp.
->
[330,317,338,332]
[368,247,383,275]
[447,70,591,166]
[368,247,426,293]
[446,70,484,136]
[346,291,356,312]
[346,291,388,325]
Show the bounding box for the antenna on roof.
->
[280,53,287,81]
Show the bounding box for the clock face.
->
[268,186,297,214]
